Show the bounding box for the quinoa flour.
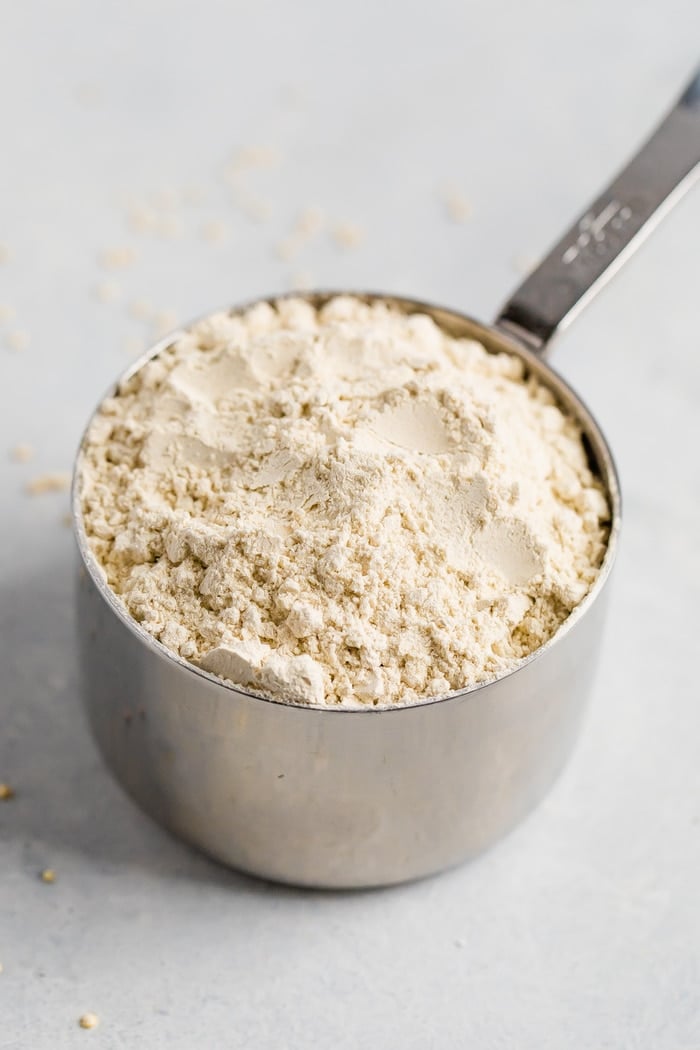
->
[80,296,609,706]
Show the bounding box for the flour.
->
[80,296,609,706]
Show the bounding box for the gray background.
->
[1,1,699,1047]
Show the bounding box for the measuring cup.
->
[73,69,700,888]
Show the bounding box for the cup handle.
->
[495,66,700,356]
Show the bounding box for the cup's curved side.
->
[76,557,612,888]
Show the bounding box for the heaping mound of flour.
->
[80,295,609,706]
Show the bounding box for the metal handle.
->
[496,67,700,354]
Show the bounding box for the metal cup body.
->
[73,295,620,888]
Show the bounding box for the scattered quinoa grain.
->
[99,246,138,270]
[228,144,280,175]
[79,1013,100,1030]
[0,303,15,323]
[0,783,16,801]
[440,186,471,223]
[202,220,228,243]
[94,280,121,304]
[275,208,324,262]
[61,512,73,528]
[40,868,56,884]
[11,443,34,463]
[294,206,324,238]
[332,222,365,249]
[5,329,30,352]
[127,204,157,234]
[26,472,71,495]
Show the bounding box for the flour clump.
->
[80,296,609,706]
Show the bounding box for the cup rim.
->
[72,289,621,714]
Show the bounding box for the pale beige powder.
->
[80,296,609,706]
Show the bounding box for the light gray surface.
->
[1,2,699,1046]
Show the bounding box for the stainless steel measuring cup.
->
[73,69,700,888]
